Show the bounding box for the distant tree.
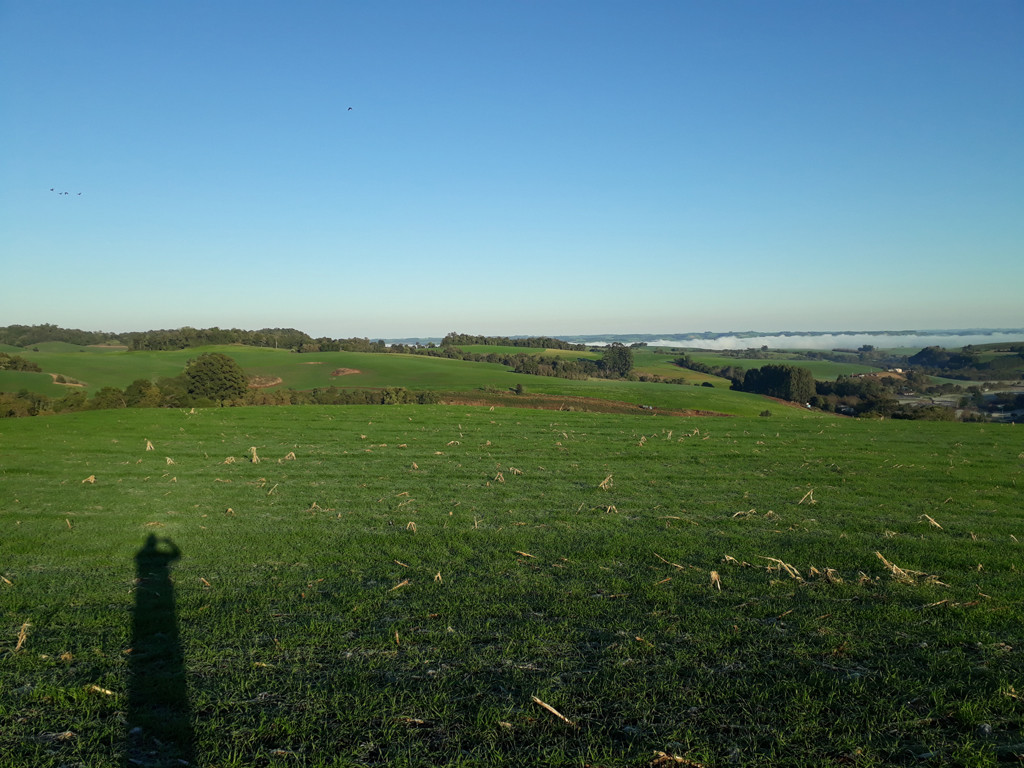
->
[90,386,127,410]
[740,364,815,404]
[601,343,634,378]
[125,378,163,408]
[0,352,42,372]
[184,353,247,404]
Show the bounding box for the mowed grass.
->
[2,406,1022,767]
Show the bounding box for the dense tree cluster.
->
[0,324,319,350]
[441,332,587,351]
[0,352,42,372]
[600,343,634,378]
[129,327,316,351]
[736,364,816,404]
[0,324,123,347]
[674,355,746,384]
[184,353,249,404]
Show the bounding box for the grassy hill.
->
[1,344,824,419]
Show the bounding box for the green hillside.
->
[3,344,820,419]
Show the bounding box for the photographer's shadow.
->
[126,534,194,766]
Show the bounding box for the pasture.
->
[0,344,822,419]
[2,405,1022,767]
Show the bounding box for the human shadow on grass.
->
[126,534,195,767]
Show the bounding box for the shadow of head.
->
[135,534,181,574]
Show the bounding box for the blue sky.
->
[2,1,1021,338]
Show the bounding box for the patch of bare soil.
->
[438,392,731,418]
[330,368,362,376]
[248,376,283,389]
[863,371,906,381]
[49,373,85,387]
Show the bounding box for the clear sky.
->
[2,1,1021,339]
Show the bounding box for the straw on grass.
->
[758,556,801,579]
[653,552,684,570]
[531,695,574,726]
[651,751,706,767]
[14,622,30,653]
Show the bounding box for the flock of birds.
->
[46,111,350,199]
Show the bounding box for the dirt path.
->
[49,373,85,387]
[438,392,730,418]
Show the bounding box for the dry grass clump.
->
[650,751,706,767]
[81,475,95,484]
[599,474,613,491]
[758,556,801,579]
[145,440,154,451]
[249,447,260,464]
[876,551,947,585]
[14,621,31,653]
[808,566,843,584]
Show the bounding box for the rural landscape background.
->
[3,1,1023,766]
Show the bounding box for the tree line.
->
[908,346,1024,381]
[440,332,588,351]
[0,352,42,372]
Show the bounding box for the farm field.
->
[1,406,1022,767]
[1,346,521,397]
[0,345,817,418]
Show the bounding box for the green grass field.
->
[2,346,522,397]
[0,344,819,418]
[2,406,1022,767]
